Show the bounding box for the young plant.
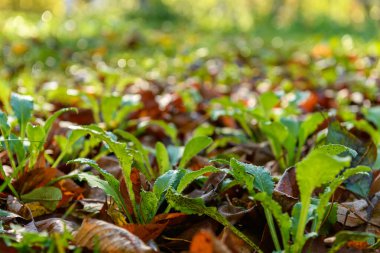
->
[0,93,76,199]
[228,144,371,252]
[67,124,214,223]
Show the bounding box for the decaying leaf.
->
[336,199,368,227]
[190,229,232,253]
[74,218,154,253]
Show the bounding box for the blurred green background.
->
[1,0,380,38]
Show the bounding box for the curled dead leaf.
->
[74,218,154,253]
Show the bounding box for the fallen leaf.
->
[124,223,167,242]
[26,218,78,234]
[74,218,154,253]
[219,227,251,253]
[336,199,368,227]
[190,229,232,253]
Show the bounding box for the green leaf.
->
[0,81,11,113]
[155,142,171,175]
[10,93,34,138]
[314,165,371,232]
[229,159,254,193]
[326,122,376,197]
[328,231,379,253]
[294,147,351,251]
[166,188,262,253]
[26,123,45,168]
[21,186,62,211]
[281,117,299,165]
[291,201,317,238]
[259,92,279,113]
[71,126,134,177]
[101,96,122,127]
[67,158,120,192]
[71,126,136,219]
[9,133,26,165]
[296,148,351,200]
[177,166,219,193]
[316,144,357,157]
[193,124,215,138]
[115,129,153,178]
[326,122,376,167]
[179,136,212,168]
[365,106,380,130]
[153,169,186,202]
[230,158,274,195]
[260,121,289,144]
[254,192,291,252]
[298,113,325,149]
[0,111,10,137]
[76,172,124,212]
[140,190,158,223]
[44,107,78,134]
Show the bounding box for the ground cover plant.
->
[1,1,380,252]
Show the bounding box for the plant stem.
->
[264,208,281,252]
[52,151,67,168]
[294,195,311,252]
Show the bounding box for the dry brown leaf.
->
[189,229,232,253]
[337,199,368,227]
[366,192,380,235]
[124,223,167,242]
[219,227,251,253]
[74,218,154,253]
[33,218,78,234]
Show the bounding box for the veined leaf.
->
[21,186,62,211]
[316,143,357,157]
[166,188,262,253]
[75,218,153,253]
[67,158,120,192]
[294,147,351,251]
[296,149,351,200]
[155,142,171,175]
[153,169,186,202]
[228,159,254,192]
[177,166,219,193]
[115,129,153,178]
[230,158,274,195]
[178,136,212,168]
[140,190,158,223]
[70,126,136,216]
[76,172,124,212]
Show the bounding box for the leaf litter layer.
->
[1,11,380,253]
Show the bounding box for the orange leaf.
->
[190,230,214,253]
